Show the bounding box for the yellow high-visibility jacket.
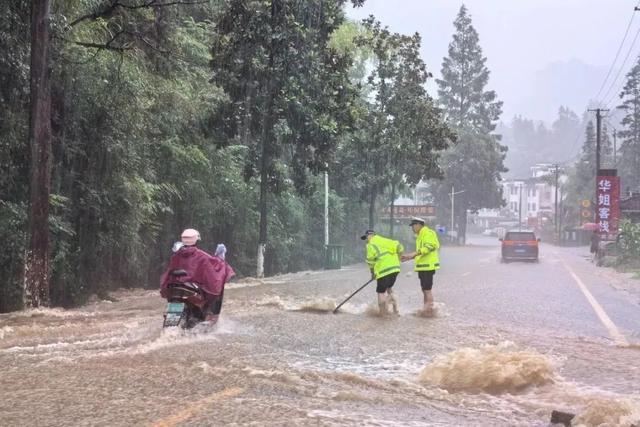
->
[415,226,440,272]
[366,235,403,279]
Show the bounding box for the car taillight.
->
[503,240,537,246]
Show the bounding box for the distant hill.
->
[509,59,607,123]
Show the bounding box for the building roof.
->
[621,193,640,212]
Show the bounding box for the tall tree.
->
[564,120,597,225]
[552,106,581,161]
[433,5,507,243]
[24,0,53,308]
[617,57,640,193]
[576,121,597,197]
[353,18,452,232]
[0,1,31,312]
[437,5,502,135]
[210,0,362,276]
[355,18,399,229]
[500,107,582,179]
[386,32,453,236]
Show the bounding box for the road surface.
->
[1,235,639,426]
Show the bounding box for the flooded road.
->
[2,236,640,426]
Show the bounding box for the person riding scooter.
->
[160,229,235,323]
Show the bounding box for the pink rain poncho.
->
[160,246,235,298]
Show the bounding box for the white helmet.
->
[180,228,200,246]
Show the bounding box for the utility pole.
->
[589,108,609,172]
[553,164,560,242]
[450,185,465,243]
[613,128,617,166]
[324,169,329,246]
[450,185,455,242]
[558,186,564,244]
[518,183,522,231]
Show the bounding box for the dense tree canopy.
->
[0,0,456,311]
[616,57,640,193]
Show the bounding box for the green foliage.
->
[0,0,454,310]
[210,0,359,182]
[436,5,502,134]
[616,57,640,193]
[618,219,640,263]
[0,1,30,311]
[346,17,453,229]
[431,5,507,242]
[500,107,582,178]
[0,201,26,312]
[1,0,376,310]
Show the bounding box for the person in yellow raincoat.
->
[401,217,440,314]
[362,229,404,315]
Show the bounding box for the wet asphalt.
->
[1,235,639,426]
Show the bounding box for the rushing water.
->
[1,264,640,426]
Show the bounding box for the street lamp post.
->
[324,169,329,246]
[518,183,523,232]
[450,185,466,243]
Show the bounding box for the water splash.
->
[413,302,447,318]
[294,297,337,313]
[256,295,288,309]
[0,326,14,339]
[418,342,556,394]
[1,307,98,320]
[572,398,640,427]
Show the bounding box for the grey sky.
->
[347,0,638,124]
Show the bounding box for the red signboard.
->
[381,205,436,217]
[596,173,620,236]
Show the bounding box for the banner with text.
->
[596,172,620,235]
[381,205,436,218]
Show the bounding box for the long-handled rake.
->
[332,278,375,314]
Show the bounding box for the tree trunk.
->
[256,0,281,278]
[456,195,468,245]
[24,0,52,308]
[368,187,377,229]
[257,135,269,278]
[459,209,468,245]
[389,181,396,237]
[153,5,170,73]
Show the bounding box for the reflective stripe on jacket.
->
[415,226,440,272]
[366,235,403,279]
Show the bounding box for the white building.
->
[394,181,432,206]
[530,163,556,179]
[502,164,559,225]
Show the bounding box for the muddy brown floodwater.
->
[1,243,640,426]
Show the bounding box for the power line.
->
[593,2,639,102]
[602,22,640,108]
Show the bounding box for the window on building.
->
[532,203,537,211]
